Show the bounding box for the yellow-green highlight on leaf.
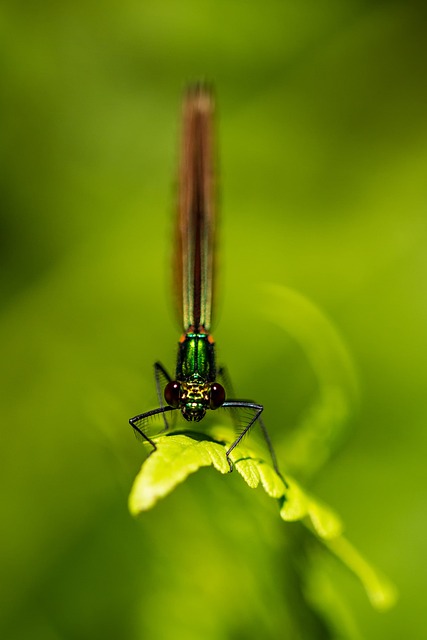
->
[128,435,229,514]
[306,499,344,540]
[280,483,395,610]
[323,535,398,611]
[279,478,309,521]
[129,433,396,612]
[129,433,289,514]
[229,442,287,498]
[233,455,260,488]
[279,479,343,539]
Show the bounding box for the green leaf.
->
[229,442,287,498]
[322,535,398,611]
[279,478,309,521]
[129,432,396,612]
[279,478,343,538]
[128,434,229,514]
[306,498,344,540]
[280,483,395,610]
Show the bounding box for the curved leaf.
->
[323,535,398,611]
[129,432,396,612]
[128,435,229,514]
[280,478,309,521]
[230,443,287,498]
[306,498,344,540]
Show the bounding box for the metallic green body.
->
[176,333,216,421]
[176,333,216,382]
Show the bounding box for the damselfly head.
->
[164,377,226,421]
[181,380,226,420]
[179,379,210,422]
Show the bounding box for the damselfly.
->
[130,85,281,476]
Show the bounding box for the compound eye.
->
[210,382,225,410]
[164,381,181,408]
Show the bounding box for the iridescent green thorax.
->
[176,333,216,382]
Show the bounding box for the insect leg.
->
[221,400,287,487]
[129,405,177,452]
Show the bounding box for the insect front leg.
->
[221,400,287,487]
[222,401,263,471]
[129,406,177,454]
[129,414,158,452]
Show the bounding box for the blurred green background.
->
[1,1,426,638]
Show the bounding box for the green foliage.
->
[129,434,230,512]
[129,430,396,613]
